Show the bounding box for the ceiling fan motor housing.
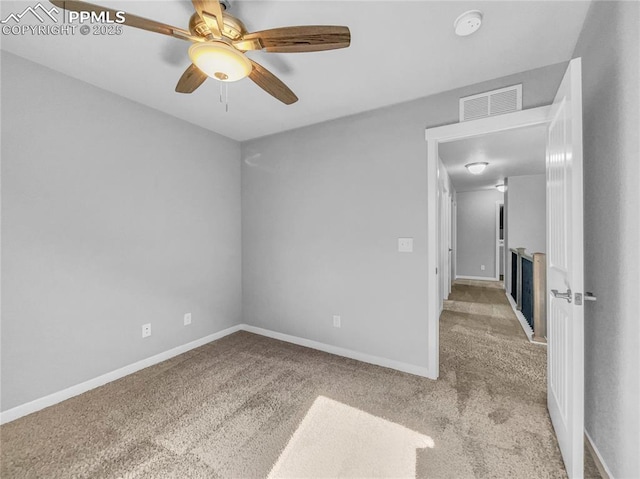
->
[189,12,246,40]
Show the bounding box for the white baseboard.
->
[504,291,540,344]
[1,323,435,425]
[0,324,243,425]
[455,275,499,281]
[241,324,435,380]
[585,430,614,479]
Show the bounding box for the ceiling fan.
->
[50,0,351,105]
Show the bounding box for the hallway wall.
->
[506,174,546,255]
[456,190,504,279]
[505,174,546,296]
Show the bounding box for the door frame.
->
[450,195,456,291]
[495,201,504,282]
[424,106,551,379]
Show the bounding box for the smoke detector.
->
[454,10,483,36]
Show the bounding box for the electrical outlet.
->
[184,313,192,326]
[142,323,151,338]
[398,238,414,253]
[481,265,486,271]
[333,315,341,328]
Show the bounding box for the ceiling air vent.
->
[459,84,522,122]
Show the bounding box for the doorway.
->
[425,105,550,377]
[425,55,586,479]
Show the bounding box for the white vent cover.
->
[459,84,522,122]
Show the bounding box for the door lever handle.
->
[584,292,597,301]
[551,289,572,303]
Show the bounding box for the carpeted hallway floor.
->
[1,281,600,478]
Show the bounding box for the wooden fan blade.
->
[191,0,225,38]
[248,60,298,105]
[175,64,208,93]
[235,26,350,53]
[49,0,200,42]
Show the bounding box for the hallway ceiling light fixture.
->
[454,10,483,37]
[496,184,507,192]
[465,162,488,175]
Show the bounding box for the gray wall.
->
[573,2,640,477]
[1,53,242,411]
[505,174,546,295]
[456,190,503,279]
[242,63,566,370]
[506,175,546,255]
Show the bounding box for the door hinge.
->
[436,268,438,274]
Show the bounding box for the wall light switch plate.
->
[184,313,191,326]
[398,238,414,253]
[333,315,341,328]
[142,323,151,338]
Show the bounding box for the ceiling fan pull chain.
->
[219,82,223,104]
[225,83,229,113]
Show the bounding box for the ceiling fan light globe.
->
[188,42,251,82]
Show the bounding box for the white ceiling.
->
[438,123,547,192]
[0,0,591,141]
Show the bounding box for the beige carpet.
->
[268,396,433,478]
[1,282,600,478]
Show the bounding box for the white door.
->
[437,185,443,310]
[546,57,584,478]
[446,194,452,297]
[441,189,451,302]
[451,199,456,288]
[437,172,451,309]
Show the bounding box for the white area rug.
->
[268,396,434,479]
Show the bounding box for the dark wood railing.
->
[510,248,547,343]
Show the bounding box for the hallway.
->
[440,279,600,478]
